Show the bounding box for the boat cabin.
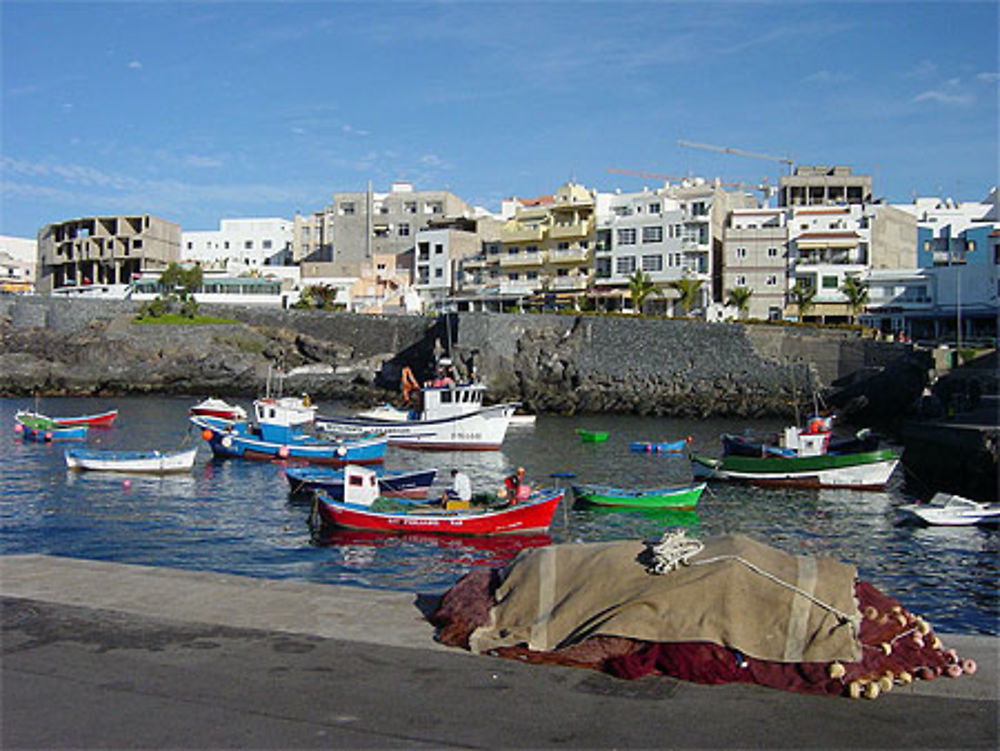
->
[254,396,317,443]
[778,427,830,457]
[419,382,487,420]
[342,465,380,507]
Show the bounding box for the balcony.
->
[547,248,590,264]
[549,221,591,240]
[550,274,589,291]
[499,281,537,296]
[503,226,545,243]
[499,251,544,268]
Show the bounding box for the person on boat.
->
[442,469,472,508]
[503,467,531,504]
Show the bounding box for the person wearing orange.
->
[503,467,531,504]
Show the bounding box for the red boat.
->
[48,409,118,427]
[188,398,247,421]
[315,465,564,536]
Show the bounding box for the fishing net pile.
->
[431,532,977,699]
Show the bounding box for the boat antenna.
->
[790,360,801,427]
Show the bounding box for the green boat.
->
[690,448,901,490]
[576,429,609,443]
[572,482,705,509]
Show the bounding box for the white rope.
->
[645,531,856,629]
[645,531,705,574]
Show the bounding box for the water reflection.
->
[2,396,996,635]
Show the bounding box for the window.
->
[418,242,430,260]
[186,242,193,250]
[435,268,443,278]
[398,223,410,237]
[822,275,838,289]
[967,240,976,252]
[557,268,569,277]
[736,247,747,259]
[735,275,747,286]
[616,256,636,274]
[767,247,779,258]
[766,275,778,286]
[526,245,539,253]
[642,226,663,243]
[435,244,443,254]
[617,228,636,245]
[243,240,252,249]
[642,254,663,272]
[508,272,519,280]
[649,203,661,214]
[340,202,355,215]
[526,271,538,280]
[557,242,569,250]
[508,246,519,255]
[404,202,417,214]
[133,239,143,249]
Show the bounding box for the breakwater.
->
[1,296,915,419]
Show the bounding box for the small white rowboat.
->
[65,447,198,474]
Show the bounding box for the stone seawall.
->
[0,297,912,418]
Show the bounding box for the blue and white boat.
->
[191,396,386,465]
[65,447,198,473]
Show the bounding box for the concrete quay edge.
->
[3,552,997,703]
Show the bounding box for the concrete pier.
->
[3,554,997,749]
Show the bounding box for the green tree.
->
[666,275,704,317]
[306,284,340,310]
[839,275,869,324]
[789,281,816,321]
[627,270,659,314]
[727,286,754,319]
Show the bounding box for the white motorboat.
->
[899,493,1000,526]
[317,380,518,450]
[188,397,247,421]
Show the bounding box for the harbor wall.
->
[0,296,913,419]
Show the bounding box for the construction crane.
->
[676,140,795,174]
[607,167,775,203]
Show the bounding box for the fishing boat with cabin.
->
[315,363,518,451]
[313,465,565,535]
[190,395,386,465]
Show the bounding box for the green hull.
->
[711,448,898,474]
[576,430,608,443]
[573,482,705,509]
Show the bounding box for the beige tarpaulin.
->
[470,534,862,664]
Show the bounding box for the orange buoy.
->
[201,429,213,441]
[278,446,290,459]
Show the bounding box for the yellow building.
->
[499,182,596,304]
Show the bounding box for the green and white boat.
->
[690,448,900,490]
[572,482,705,509]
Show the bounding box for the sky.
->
[1,1,998,238]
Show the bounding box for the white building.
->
[594,180,756,314]
[0,235,37,294]
[182,218,293,273]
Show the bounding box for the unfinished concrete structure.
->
[36,214,180,294]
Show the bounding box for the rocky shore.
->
[0,297,925,419]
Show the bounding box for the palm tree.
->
[727,286,753,320]
[839,275,869,324]
[627,269,659,314]
[666,275,703,317]
[789,281,816,321]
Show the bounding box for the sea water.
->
[2,395,996,636]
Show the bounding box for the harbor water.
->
[2,395,997,636]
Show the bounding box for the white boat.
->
[317,381,518,450]
[899,493,1000,526]
[65,447,198,474]
[188,397,247,421]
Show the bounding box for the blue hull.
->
[192,416,386,465]
[21,425,88,442]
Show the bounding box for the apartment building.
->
[36,214,180,294]
[491,183,597,306]
[785,204,915,322]
[413,216,501,312]
[721,209,788,320]
[291,208,335,264]
[323,182,472,278]
[779,165,872,208]
[0,235,37,294]
[182,218,293,272]
[594,180,757,314]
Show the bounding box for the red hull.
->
[52,409,118,427]
[317,491,564,535]
[190,408,242,421]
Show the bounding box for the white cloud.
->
[912,90,974,106]
[182,155,224,169]
[978,72,1000,84]
[127,60,143,70]
[904,60,939,79]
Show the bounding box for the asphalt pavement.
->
[2,554,997,749]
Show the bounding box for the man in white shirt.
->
[443,469,472,505]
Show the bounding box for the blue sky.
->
[2,1,997,238]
